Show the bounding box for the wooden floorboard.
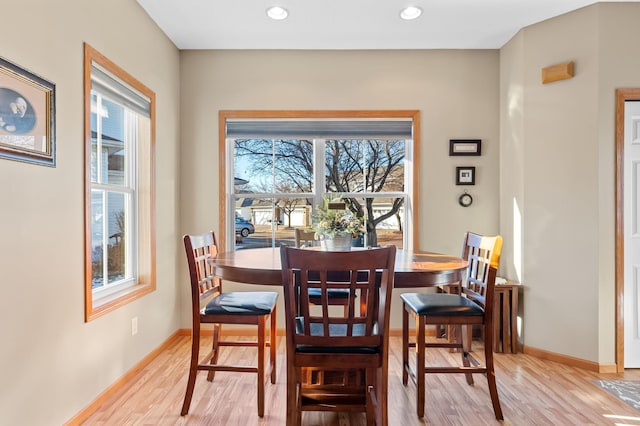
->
[81,335,640,425]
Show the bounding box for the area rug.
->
[594,380,640,410]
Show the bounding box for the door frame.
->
[615,88,640,372]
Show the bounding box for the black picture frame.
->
[449,139,481,156]
[456,166,475,185]
[0,56,56,167]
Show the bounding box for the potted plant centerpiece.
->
[312,197,364,251]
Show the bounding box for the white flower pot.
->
[320,234,352,251]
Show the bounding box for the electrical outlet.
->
[131,317,138,336]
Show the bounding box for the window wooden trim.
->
[83,43,156,322]
[218,110,420,250]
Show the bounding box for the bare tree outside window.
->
[234,138,405,246]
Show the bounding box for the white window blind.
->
[226,119,413,139]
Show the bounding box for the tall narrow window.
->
[84,44,156,321]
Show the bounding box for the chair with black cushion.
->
[294,228,351,315]
[401,232,504,420]
[181,231,278,417]
[280,245,396,426]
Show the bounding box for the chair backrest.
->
[184,231,222,312]
[280,245,396,350]
[294,228,317,248]
[461,232,503,311]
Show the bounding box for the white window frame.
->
[84,43,156,321]
[90,99,138,297]
[218,110,419,251]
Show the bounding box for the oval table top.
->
[212,247,468,288]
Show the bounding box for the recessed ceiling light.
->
[267,6,288,20]
[400,6,422,20]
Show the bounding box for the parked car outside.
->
[235,217,255,237]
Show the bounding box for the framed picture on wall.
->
[0,56,55,167]
[456,166,476,185]
[449,139,481,156]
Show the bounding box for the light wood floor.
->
[81,335,640,425]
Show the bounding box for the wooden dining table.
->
[211,246,468,288]
[210,246,467,425]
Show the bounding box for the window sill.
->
[85,282,155,322]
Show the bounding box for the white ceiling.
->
[136,0,635,50]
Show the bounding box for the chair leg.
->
[207,323,221,382]
[257,318,266,417]
[286,364,300,426]
[402,304,409,385]
[435,286,445,338]
[378,364,388,426]
[447,324,459,352]
[483,323,504,420]
[270,308,277,384]
[460,325,474,385]
[365,371,376,426]
[296,379,303,426]
[416,315,426,418]
[181,326,200,416]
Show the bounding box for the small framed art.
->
[0,56,56,166]
[456,166,475,185]
[449,139,481,156]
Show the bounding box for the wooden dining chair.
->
[181,231,278,417]
[294,228,351,315]
[280,245,396,426]
[400,232,504,420]
[294,228,317,248]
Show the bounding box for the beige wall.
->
[179,49,501,328]
[500,3,640,365]
[0,1,180,424]
[596,3,640,364]
[3,1,639,423]
[501,4,601,363]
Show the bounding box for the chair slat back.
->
[184,231,222,308]
[461,232,503,309]
[280,246,396,349]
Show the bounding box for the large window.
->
[219,111,419,251]
[84,44,156,321]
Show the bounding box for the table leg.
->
[493,289,502,353]
[511,286,519,353]
[502,288,509,353]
